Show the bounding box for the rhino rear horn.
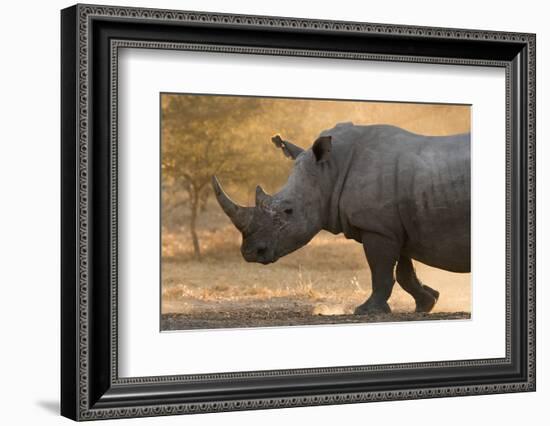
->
[211,176,253,231]
[255,185,271,207]
[271,135,304,160]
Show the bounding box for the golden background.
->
[161,94,471,329]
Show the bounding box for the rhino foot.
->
[353,300,391,315]
[415,285,440,313]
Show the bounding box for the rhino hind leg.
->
[395,255,439,313]
[354,234,398,315]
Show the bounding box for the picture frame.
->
[61,3,536,421]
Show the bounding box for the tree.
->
[161,95,271,259]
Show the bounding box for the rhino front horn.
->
[255,185,271,207]
[211,176,253,231]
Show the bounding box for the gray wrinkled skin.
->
[213,123,470,315]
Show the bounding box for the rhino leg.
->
[354,234,399,315]
[396,255,439,313]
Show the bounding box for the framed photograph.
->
[61,4,536,421]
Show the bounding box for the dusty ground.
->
[161,222,471,331]
[161,301,470,330]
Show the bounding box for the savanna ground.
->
[161,201,471,331]
[161,95,471,331]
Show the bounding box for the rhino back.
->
[324,124,470,272]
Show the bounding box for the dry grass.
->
[161,228,471,323]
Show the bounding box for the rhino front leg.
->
[396,255,439,313]
[354,233,399,315]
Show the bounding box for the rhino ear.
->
[271,135,304,160]
[312,136,332,163]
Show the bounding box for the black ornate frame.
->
[61,3,536,421]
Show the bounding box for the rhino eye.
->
[284,208,293,215]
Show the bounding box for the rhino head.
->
[212,134,332,264]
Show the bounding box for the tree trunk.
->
[189,189,201,260]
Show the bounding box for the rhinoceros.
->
[212,123,470,314]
